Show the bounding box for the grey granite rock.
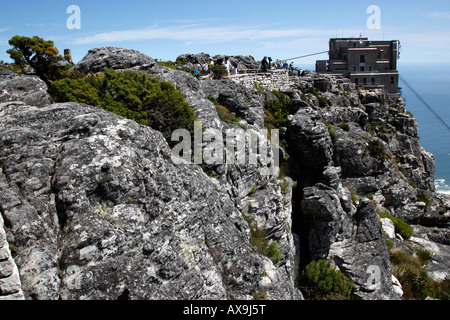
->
[0,101,300,300]
[1,47,448,301]
[0,73,52,107]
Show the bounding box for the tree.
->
[7,35,70,85]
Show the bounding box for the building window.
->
[352,66,356,72]
[360,66,365,72]
[360,55,366,63]
[391,77,395,84]
[343,54,347,61]
[355,78,359,84]
[368,66,372,71]
[363,78,367,84]
[372,78,376,84]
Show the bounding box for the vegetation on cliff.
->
[50,69,196,145]
[300,259,354,300]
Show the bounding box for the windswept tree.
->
[7,35,71,85]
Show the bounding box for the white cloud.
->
[425,12,450,19]
[0,27,9,33]
[70,24,335,45]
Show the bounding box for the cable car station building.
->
[316,38,400,94]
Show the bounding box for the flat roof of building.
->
[331,38,369,41]
[350,72,399,76]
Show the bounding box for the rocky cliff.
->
[0,47,448,300]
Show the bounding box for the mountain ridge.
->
[0,47,448,300]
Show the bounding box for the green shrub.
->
[417,191,431,208]
[338,121,350,132]
[50,69,196,146]
[368,140,390,162]
[215,104,241,124]
[347,186,360,204]
[8,243,16,254]
[264,90,291,128]
[385,239,395,251]
[263,241,282,265]
[301,260,354,300]
[209,64,227,79]
[378,211,413,239]
[322,120,336,141]
[243,214,283,265]
[365,121,396,135]
[280,180,290,194]
[310,87,330,108]
[157,60,177,70]
[207,96,242,124]
[390,249,449,300]
[415,247,434,266]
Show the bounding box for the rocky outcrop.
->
[75,47,155,74]
[0,71,52,107]
[0,99,300,300]
[1,47,448,300]
[176,53,261,71]
[0,210,24,300]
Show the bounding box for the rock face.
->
[0,71,52,107]
[75,47,155,74]
[176,53,261,71]
[1,47,449,300]
[0,100,300,300]
[0,212,24,300]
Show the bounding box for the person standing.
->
[223,56,232,76]
[193,60,202,75]
[231,61,238,76]
[261,56,269,73]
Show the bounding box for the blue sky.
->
[0,0,450,68]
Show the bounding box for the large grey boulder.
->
[74,47,155,74]
[201,79,266,125]
[0,72,52,107]
[0,101,300,300]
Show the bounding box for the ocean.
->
[398,64,450,195]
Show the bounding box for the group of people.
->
[193,56,238,77]
[193,56,298,77]
[261,57,296,73]
[222,57,238,76]
[282,61,295,73]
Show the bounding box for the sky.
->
[1,0,450,68]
